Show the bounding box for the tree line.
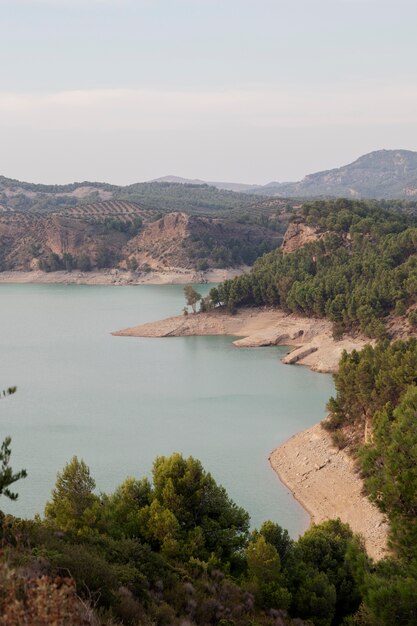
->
[1,451,369,626]
[323,338,417,624]
[209,199,417,337]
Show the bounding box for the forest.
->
[209,199,417,337]
[0,443,387,626]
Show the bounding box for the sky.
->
[1,0,417,185]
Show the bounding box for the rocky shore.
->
[113,307,369,373]
[270,423,389,561]
[0,267,245,286]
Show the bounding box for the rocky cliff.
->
[281,222,321,253]
[0,203,283,272]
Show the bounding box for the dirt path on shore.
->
[113,307,369,373]
[270,423,389,560]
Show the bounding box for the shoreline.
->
[113,307,370,373]
[0,267,246,286]
[269,423,389,561]
[1,276,387,558]
[113,306,389,558]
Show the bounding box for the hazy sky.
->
[1,0,416,184]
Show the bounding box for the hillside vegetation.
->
[0,202,285,273]
[211,199,417,337]
[0,174,290,217]
[322,338,417,624]
[0,447,375,626]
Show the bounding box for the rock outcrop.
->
[0,204,282,272]
[281,222,321,253]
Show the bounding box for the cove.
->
[0,284,334,536]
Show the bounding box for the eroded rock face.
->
[127,212,192,270]
[127,211,283,270]
[0,203,283,272]
[0,201,145,270]
[281,222,321,253]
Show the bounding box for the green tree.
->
[246,535,281,584]
[245,535,292,610]
[44,456,100,535]
[363,559,417,626]
[253,520,294,565]
[95,246,113,269]
[104,476,152,538]
[62,252,75,271]
[0,387,27,501]
[0,437,27,501]
[76,253,92,272]
[295,520,364,623]
[361,386,417,558]
[148,453,250,561]
[184,285,202,313]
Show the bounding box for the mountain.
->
[2,149,417,216]
[151,175,260,193]
[151,150,417,199]
[250,150,417,199]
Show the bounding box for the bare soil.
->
[270,423,389,561]
[0,268,245,286]
[113,307,369,373]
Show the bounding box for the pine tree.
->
[0,386,27,501]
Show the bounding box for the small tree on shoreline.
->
[184,285,202,313]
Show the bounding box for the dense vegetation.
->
[322,339,417,624]
[2,443,416,626]
[115,182,261,215]
[210,199,417,337]
[0,176,269,216]
[187,229,278,269]
[1,450,370,626]
[326,339,417,553]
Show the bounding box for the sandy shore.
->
[0,267,246,286]
[270,423,389,561]
[113,307,369,373]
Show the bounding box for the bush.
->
[408,309,417,328]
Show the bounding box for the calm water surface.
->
[0,284,334,536]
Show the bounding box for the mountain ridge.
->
[261,149,417,199]
[1,150,417,215]
[152,149,417,199]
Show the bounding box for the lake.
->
[0,283,334,536]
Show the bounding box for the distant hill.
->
[152,175,260,193]
[2,150,417,217]
[0,174,272,216]
[0,200,285,272]
[151,150,417,199]
[250,150,417,199]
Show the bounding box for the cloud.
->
[0,84,416,132]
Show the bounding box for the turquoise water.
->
[0,284,334,536]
